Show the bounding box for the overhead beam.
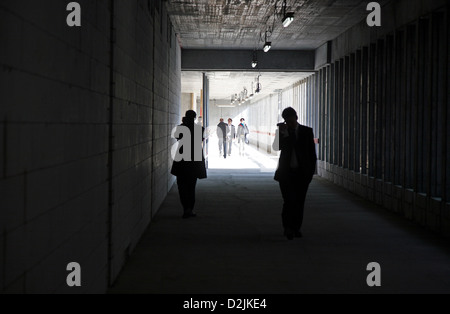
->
[315,41,332,70]
[182,49,316,71]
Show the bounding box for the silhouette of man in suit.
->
[273,107,317,240]
[217,118,228,158]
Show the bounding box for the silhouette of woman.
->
[171,110,207,218]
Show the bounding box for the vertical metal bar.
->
[322,68,327,162]
[330,63,335,166]
[394,30,403,186]
[385,35,394,183]
[338,59,343,167]
[325,67,328,164]
[425,17,433,199]
[443,6,449,203]
[107,0,116,286]
[368,43,376,177]
[355,50,361,173]
[413,22,420,193]
[349,53,355,171]
[400,29,408,190]
[417,20,425,194]
[361,47,369,175]
[431,13,443,198]
[326,64,334,164]
[343,56,350,170]
[376,39,384,180]
[405,26,416,189]
[202,73,209,168]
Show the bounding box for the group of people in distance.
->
[216,118,249,158]
[171,108,317,241]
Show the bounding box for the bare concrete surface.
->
[109,147,450,294]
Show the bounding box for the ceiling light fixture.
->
[281,0,294,28]
[251,50,258,68]
[282,12,294,27]
[263,31,272,53]
[255,75,262,94]
[249,82,255,99]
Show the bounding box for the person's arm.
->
[309,128,318,177]
[272,129,280,151]
[272,126,290,151]
[217,125,221,138]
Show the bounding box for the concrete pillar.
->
[404,26,415,189]
[349,53,355,172]
[190,93,196,111]
[336,59,343,168]
[394,31,404,186]
[343,56,350,170]
[361,46,369,175]
[375,39,384,180]
[368,43,376,178]
[202,73,209,165]
[327,65,333,166]
[385,35,394,183]
[445,5,450,203]
[331,63,337,166]
[355,50,362,173]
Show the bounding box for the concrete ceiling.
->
[167,0,385,50]
[182,71,312,102]
[170,0,388,101]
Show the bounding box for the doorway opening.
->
[180,71,313,172]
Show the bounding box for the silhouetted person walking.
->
[237,118,249,156]
[227,118,236,156]
[273,107,317,240]
[171,110,207,219]
[217,118,228,158]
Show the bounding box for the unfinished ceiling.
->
[170,0,389,101]
[167,0,387,50]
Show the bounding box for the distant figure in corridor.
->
[273,107,317,240]
[217,118,228,158]
[227,118,236,157]
[237,118,249,156]
[171,110,207,219]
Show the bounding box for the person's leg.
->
[223,138,227,158]
[218,138,223,155]
[228,139,232,155]
[239,136,244,155]
[180,176,198,218]
[293,179,310,234]
[177,176,189,213]
[188,177,198,212]
[279,180,297,239]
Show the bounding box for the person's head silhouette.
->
[282,107,298,130]
[185,110,197,119]
[183,110,197,125]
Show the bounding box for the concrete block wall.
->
[314,1,449,236]
[0,0,181,293]
[0,0,111,293]
[243,1,449,237]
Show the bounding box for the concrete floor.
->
[109,146,450,294]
